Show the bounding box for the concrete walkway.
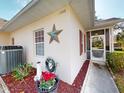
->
[82,62,119,93]
[0,83,5,93]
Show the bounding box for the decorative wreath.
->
[45,57,56,72]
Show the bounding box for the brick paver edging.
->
[0,76,10,93]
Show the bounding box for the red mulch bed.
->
[72,60,90,90]
[2,60,90,93]
[2,68,37,93]
[58,80,80,93]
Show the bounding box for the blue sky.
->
[95,0,124,19]
[0,0,31,20]
[0,0,124,20]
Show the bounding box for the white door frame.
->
[90,34,106,64]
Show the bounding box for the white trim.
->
[1,0,39,31]
[109,27,114,52]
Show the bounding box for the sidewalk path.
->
[82,62,119,93]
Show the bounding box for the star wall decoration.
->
[48,24,63,43]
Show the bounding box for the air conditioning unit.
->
[0,46,23,74]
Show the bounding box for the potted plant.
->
[35,71,59,93]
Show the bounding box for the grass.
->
[115,72,124,93]
[114,51,124,53]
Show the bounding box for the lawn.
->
[115,71,124,93]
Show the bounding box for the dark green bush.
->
[114,48,123,51]
[107,51,124,73]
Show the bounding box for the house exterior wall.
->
[0,32,10,45]
[10,5,86,84]
[68,7,87,83]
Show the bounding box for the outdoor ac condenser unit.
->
[0,46,23,74]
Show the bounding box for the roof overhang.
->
[0,0,95,32]
[88,19,124,31]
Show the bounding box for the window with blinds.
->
[34,29,44,56]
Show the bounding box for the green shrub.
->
[12,64,32,80]
[107,51,124,73]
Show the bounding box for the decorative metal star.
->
[48,24,63,43]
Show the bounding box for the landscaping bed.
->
[107,51,124,93]
[2,68,37,93]
[1,60,90,93]
[1,67,80,93]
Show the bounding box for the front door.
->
[91,35,105,64]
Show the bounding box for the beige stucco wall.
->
[68,7,87,83]
[0,32,10,45]
[10,5,86,84]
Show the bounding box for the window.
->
[34,29,44,56]
[79,30,83,55]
